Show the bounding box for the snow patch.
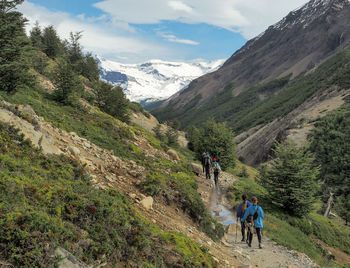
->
[98,57,225,103]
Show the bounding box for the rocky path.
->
[197,168,320,268]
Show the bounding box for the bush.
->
[260,141,319,217]
[139,160,224,241]
[52,60,83,105]
[310,103,350,224]
[187,118,236,170]
[94,81,130,123]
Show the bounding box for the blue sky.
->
[19,0,309,63]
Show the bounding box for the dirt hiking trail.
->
[197,169,320,268]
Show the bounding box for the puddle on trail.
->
[210,184,237,226]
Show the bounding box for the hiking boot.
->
[241,237,245,242]
[259,243,263,249]
[248,243,252,247]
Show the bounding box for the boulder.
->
[191,162,203,176]
[225,223,238,235]
[54,247,89,268]
[69,146,81,156]
[140,196,153,210]
[167,149,180,161]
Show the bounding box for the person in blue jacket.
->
[236,194,252,242]
[241,196,264,248]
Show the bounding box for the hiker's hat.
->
[213,158,216,161]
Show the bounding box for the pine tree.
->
[0,0,32,92]
[29,21,42,49]
[52,61,83,105]
[81,53,100,81]
[188,119,236,170]
[260,141,319,217]
[67,31,84,73]
[42,25,61,58]
[94,81,130,123]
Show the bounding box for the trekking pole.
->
[235,219,238,243]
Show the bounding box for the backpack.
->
[253,207,259,220]
[213,162,221,173]
[246,215,253,223]
[204,155,211,166]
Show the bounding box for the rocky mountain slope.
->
[0,98,326,267]
[154,0,350,166]
[157,0,350,111]
[98,57,224,105]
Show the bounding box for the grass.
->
[140,157,224,241]
[0,121,217,267]
[0,86,136,160]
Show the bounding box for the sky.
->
[18,0,309,63]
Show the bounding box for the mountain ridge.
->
[155,0,350,113]
[98,57,225,105]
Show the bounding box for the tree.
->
[165,127,178,147]
[29,21,42,49]
[310,104,350,222]
[42,25,61,58]
[67,31,84,72]
[0,0,32,92]
[94,81,130,123]
[52,61,83,105]
[81,53,100,81]
[187,119,236,170]
[260,141,319,217]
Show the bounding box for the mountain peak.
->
[272,0,350,31]
[98,58,225,104]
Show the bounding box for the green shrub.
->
[0,122,217,267]
[139,159,224,241]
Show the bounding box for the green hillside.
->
[154,47,350,134]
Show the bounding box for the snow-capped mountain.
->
[97,57,225,104]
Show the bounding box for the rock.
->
[232,249,243,256]
[54,247,89,268]
[191,162,203,176]
[225,223,237,235]
[83,141,91,149]
[69,146,80,156]
[140,196,153,210]
[21,105,37,117]
[287,266,298,268]
[105,175,116,182]
[212,256,219,263]
[238,265,251,268]
[224,260,230,265]
[167,149,180,161]
[129,193,137,199]
[207,241,212,246]
[221,239,232,247]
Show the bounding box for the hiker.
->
[241,196,264,249]
[204,152,212,180]
[236,194,252,242]
[212,158,221,186]
[201,152,206,173]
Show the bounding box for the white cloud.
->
[94,0,309,38]
[168,1,193,13]
[18,1,171,63]
[160,33,199,45]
